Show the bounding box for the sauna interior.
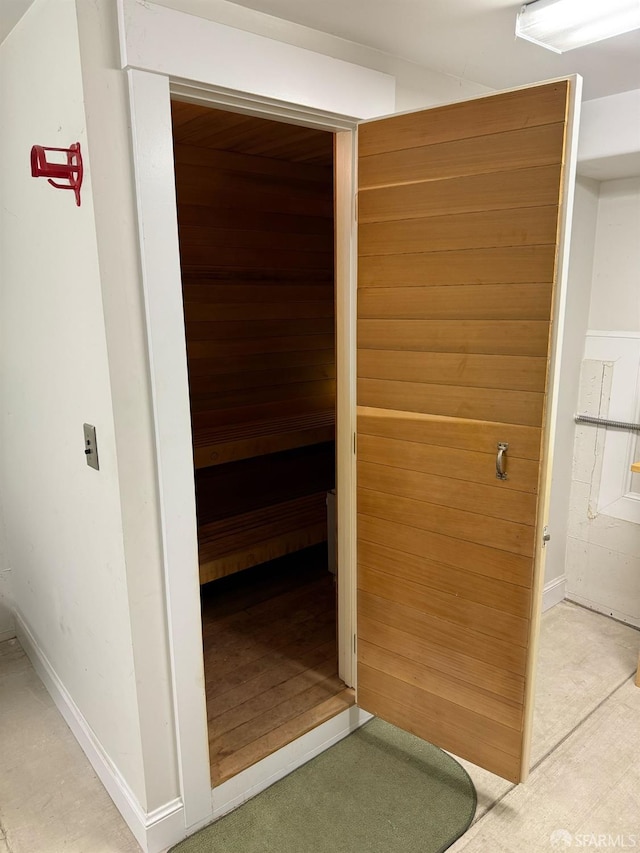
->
[170,101,354,785]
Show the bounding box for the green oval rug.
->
[172,718,477,853]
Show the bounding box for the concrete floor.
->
[0,600,638,853]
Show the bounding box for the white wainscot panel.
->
[582,332,640,524]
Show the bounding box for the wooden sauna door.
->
[355,79,578,783]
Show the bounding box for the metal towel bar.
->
[574,414,640,432]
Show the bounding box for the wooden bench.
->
[198,492,328,585]
[193,411,335,469]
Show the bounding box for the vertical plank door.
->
[356,79,579,783]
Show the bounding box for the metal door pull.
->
[496,442,508,480]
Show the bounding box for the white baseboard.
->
[210,704,372,822]
[542,575,567,612]
[565,593,640,629]
[14,611,187,853]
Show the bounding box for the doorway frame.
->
[127,68,363,830]
[121,0,583,838]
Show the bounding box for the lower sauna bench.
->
[193,411,335,469]
[198,492,329,585]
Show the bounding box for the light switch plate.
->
[83,423,99,470]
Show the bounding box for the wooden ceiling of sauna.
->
[170,100,333,166]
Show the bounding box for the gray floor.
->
[0,601,638,853]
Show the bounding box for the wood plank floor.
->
[201,545,354,785]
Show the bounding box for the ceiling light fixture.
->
[516,0,640,53]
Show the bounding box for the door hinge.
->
[542,525,551,547]
[353,634,357,654]
[354,192,358,221]
[353,432,357,454]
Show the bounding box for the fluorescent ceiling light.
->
[516,0,640,53]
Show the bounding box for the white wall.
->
[0,0,146,807]
[0,489,15,642]
[578,90,640,181]
[153,0,491,109]
[543,177,600,601]
[75,0,182,820]
[566,177,640,626]
[588,179,640,331]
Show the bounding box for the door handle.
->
[496,442,509,480]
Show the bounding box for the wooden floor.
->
[201,545,354,785]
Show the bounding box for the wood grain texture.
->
[177,204,333,236]
[358,461,537,526]
[172,102,337,588]
[359,514,534,588]
[357,539,532,616]
[174,140,333,182]
[190,379,336,413]
[358,81,568,157]
[358,408,542,461]
[358,488,535,557]
[173,105,336,475]
[192,396,336,430]
[183,283,334,304]
[358,640,523,730]
[359,122,565,189]
[358,283,553,320]
[172,100,334,165]
[359,591,528,678]
[358,378,544,426]
[187,335,335,360]
[357,676,522,782]
[194,412,335,469]
[189,363,336,394]
[358,319,550,356]
[199,493,328,584]
[359,561,530,643]
[359,206,558,256]
[359,165,562,224]
[188,347,335,376]
[358,351,548,393]
[358,245,557,287]
[201,554,352,785]
[358,433,539,493]
[360,664,521,756]
[356,81,570,783]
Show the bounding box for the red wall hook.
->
[30,142,83,206]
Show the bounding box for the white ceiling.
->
[2,0,639,101]
[218,0,640,101]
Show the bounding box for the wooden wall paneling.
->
[358,122,565,189]
[172,101,336,585]
[358,245,557,287]
[359,206,558,256]
[357,540,532,615]
[355,81,572,782]
[358,514,533,587]
[357,81,569,157]
[192,395,337,430]
[357,378,544,426]
[358,488,535,557]
[358,351,548,393]
[358,164,562,223]
[357,319,550,356]
[357,461,537,526]
[195,444,335,526]
[358,283,553,321]
[358,408,542,461]
[357,434,539,493]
